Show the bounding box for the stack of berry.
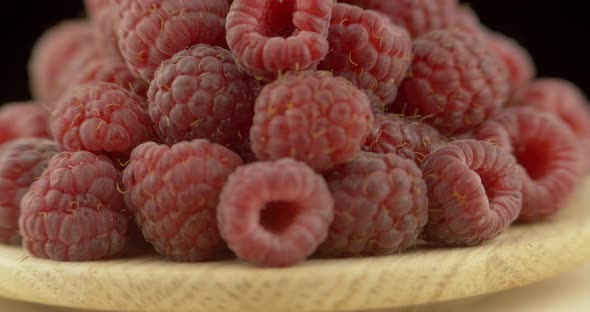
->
[0,0,588,267]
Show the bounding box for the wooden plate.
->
[2,178,590,312]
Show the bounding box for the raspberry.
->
[28,20,96,100]
[217,158,334,267]
[148,44,259,151]
[116,0,229,82]
[49,82,153,154]
[317,152,427,257]
[85,0,113,18]
[94,4,122,57]
[0,138,58,243]
[226,0,333,81]
[18,151,128,261]
[67,56,148,98]
[453,5,483,35]
[421,139,523,246]
[389,29,510,135]
[473,107,584,222]
[509,78,590,168]
[250,71,374,171]
[363,114,446,167]
[318,3,413,110]
[122,140,243,261]
[0,102,50,144]
[486,31,536,90]
[453,6,536,91]
[340,0,459,38]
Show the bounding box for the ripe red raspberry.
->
[148,44,259,151]
[28,20,96,100]
[390,29,510,135]
[218,158,334,267]
[94,4,122,57]
[509,78,590,168]
[122,140,243,261]
[318,3,413,111]
[340,0,459,38]
[226,0,333,81]
[0,102,50,144]
[473,107,584,222]
[453,7,536,91]
[0,138,58,243]
[317,152,427,257]
[67,56,148,98]
[486,32,536,90]
[363,114,446,167]
[116,0,229,82]
[19,151,128,261]
[85,0,113,18]
[421,139,523,246]
[49,82,153,155]
[250,71,374,171]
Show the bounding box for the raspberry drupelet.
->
[122,140,243,262]
[474,107,585,222]
[19,151,129,261]
[421,139,523,246]
[217,158,334,267]
[116,0,229,81]
[49,82,154,155]
[390,29,511,135]
[318,3,413,111]
[0,139,58,243]
[250,70,374,171]
[317,152,428,257]
[226,0,333,81]
[148,44,259,151]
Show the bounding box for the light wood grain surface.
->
[1,178,590,312]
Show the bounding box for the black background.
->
[0,0,588,103]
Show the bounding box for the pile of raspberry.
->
[0,0,588,267]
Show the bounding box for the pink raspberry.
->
[226,0,333,81]
[116,0,229,82]
[0,102,50,144]
[250,71,374,171]
[49,82,154,155]
[363,114,446,167]
[148,44,259,151]
[485,31,536,90]
[94,4,122,57]
[453,5,483,35]
[340,0,459,38]
[19,151,128,261]
[317,152,427,257]
[0,138,58,243]
[67,56,148,98]
[509,78,590,169]
[318,3,413,111]
[122,140,243,262]
[474,107,584,222]
[85,0,113,18]
[390,29,510,135]
[421,139,523,246]
[28,20,96,100]
[218,158,334,267]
